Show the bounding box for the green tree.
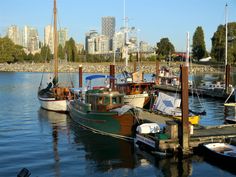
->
[156,38,175,60]
[64,38,78,62]
[40,45,51,62]
[58,44,65,60]
[192,26,207,61]
[26,53,34,62]
[0,37,26,63]
[211,22,236,64]
[33,53,42,63]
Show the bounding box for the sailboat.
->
[152,33,200,125]
[199,4,233,100]
[38,0,73,112]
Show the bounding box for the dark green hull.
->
[68,100,137,139]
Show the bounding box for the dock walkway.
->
[139,110,236,152]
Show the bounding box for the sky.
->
[0,0,236,52]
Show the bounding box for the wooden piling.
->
[133,52,138,72]
[110,64,115,89]
[79,65,82,88]
[156,61,160,84]
[180,65,190,155]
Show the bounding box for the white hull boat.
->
[124,93,149,108]
[38,96,68,112]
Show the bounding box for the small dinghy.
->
[202,142,236,163]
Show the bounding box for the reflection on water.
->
[224,105,236,123]
[1,72,236,177]
[68,119,137,172]
[38,108,69,177]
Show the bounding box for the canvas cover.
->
[153,92,181,116]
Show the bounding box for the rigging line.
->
[225,88,235,103]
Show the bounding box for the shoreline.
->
[0,62,222,74]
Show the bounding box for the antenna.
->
[123,0,126,28]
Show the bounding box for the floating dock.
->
[139,110,236,154]
[154,84,234,101]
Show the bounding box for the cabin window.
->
[98,97,103,104]
[104,97,110,104]
[112,97,117,104]
[85,95,89,103]
[118,96,123,104]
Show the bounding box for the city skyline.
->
[1,0,236,51]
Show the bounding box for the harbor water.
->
[0,72,236,177]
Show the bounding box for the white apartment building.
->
[87,34,110,54]
[7,25,22,45]
[44,25,54,53]
[23,26,39,53]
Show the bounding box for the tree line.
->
[0,22,236,64]
[156,22,236,64]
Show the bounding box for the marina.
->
[1,72,236,176]
[1,1,236,176]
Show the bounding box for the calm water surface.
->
[0,72,236,177]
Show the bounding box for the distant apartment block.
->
[113,31,125,52]
[44,25,54,53]
[76,43,84,53]
[140,41,153,53]
[23,26,39,53]
[102,16,115,50]
[7,25,22,45]
[102,16,115,38]
[7,25,39,53]
[87,34,110,54]
[85,30,98,53]
[58,28,68,47]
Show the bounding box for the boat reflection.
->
[68,118,138,172]
[38,108,69,177]
[135,147,197,177]
[224,105,236,123]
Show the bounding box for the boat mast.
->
[53,0,58,83]
[225,3,228,66]
[123,0,129,67]
[185,32,190,67]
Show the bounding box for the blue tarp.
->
[85,75,116,81]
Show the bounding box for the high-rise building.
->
[7,25,22,45]
[23,26,39,52]
[102,16,115,50]
[102,16,115,38]
[85,30,98,52]
[58,28,68,47]
[44,25,54,53]
[23,26,30,48]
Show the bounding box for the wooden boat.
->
[38,0,73,112]
[68,74,139,140]
[116,70,156,108]
[155,66,180,87]
[202,142,236,163]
